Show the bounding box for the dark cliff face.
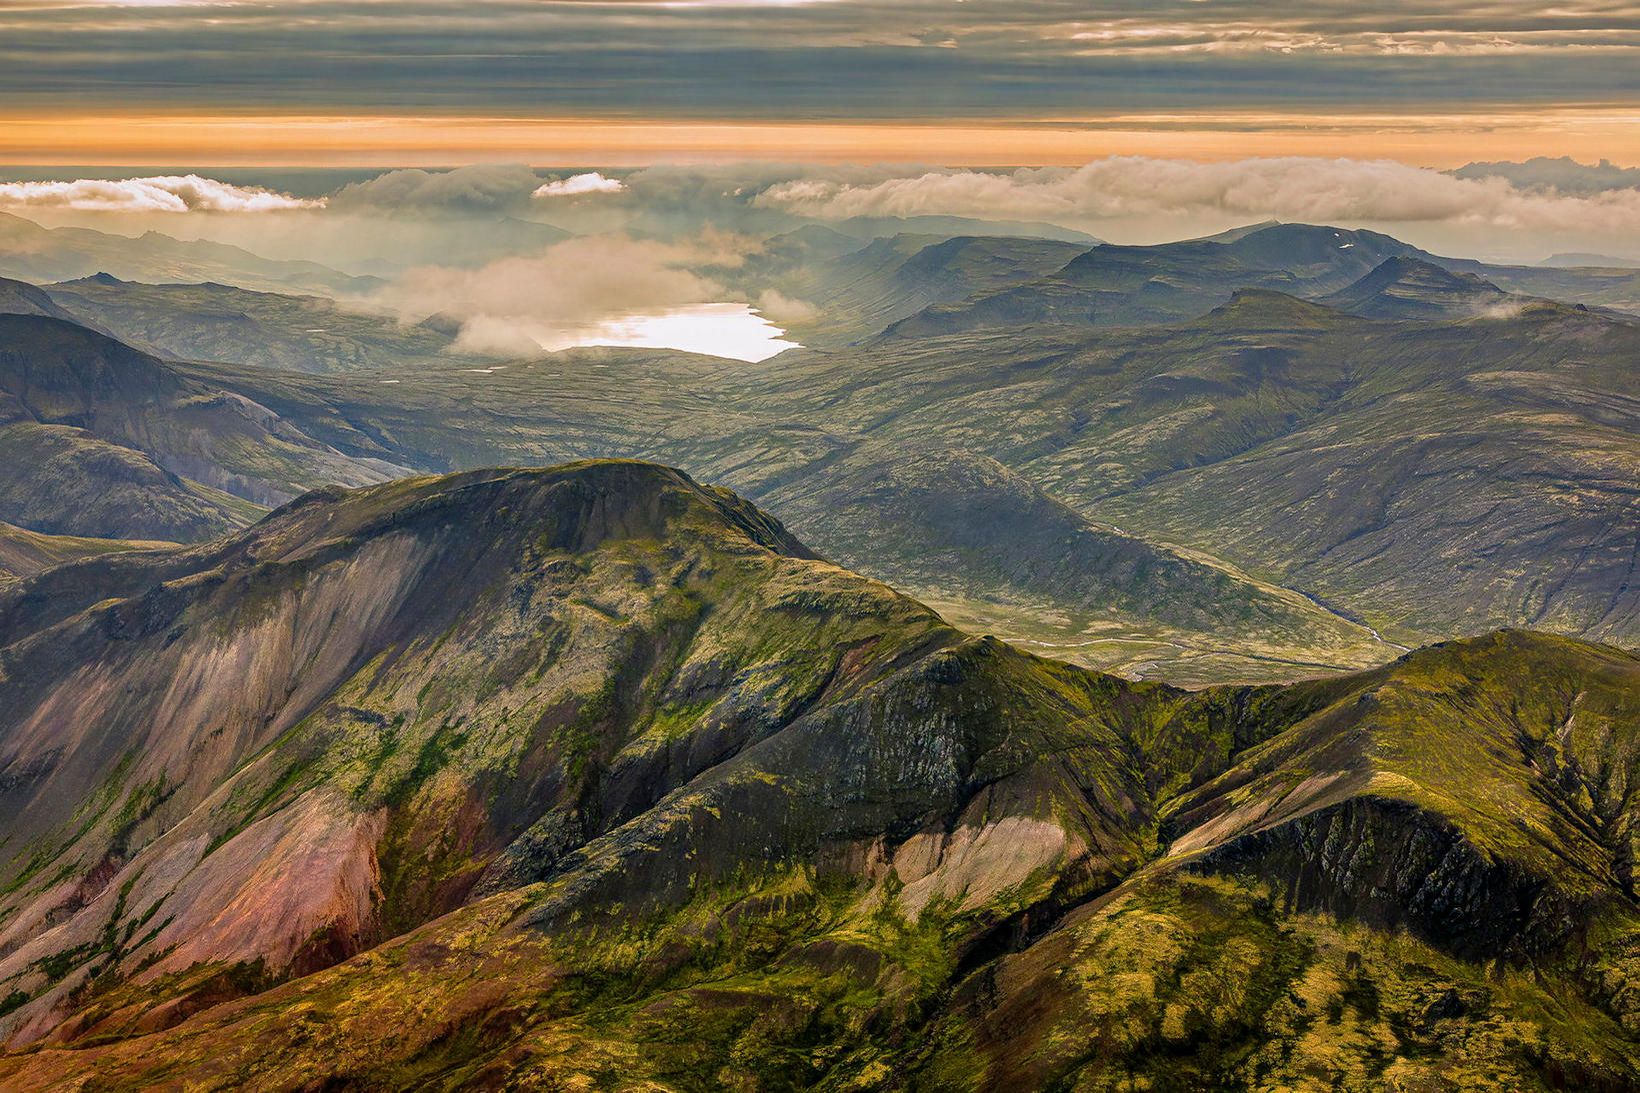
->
[1191,796,1578,961]
[1,465,1639,1090]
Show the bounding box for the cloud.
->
[374,233,729,356]
[754,157,1640,237]
[6,0,1640,126]
[0,174,321,212]
[328,164,544,213]
[755,289,818,323]
[1450,157,1640,196]
[533,172,626,198]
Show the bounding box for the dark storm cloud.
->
[1,0,1637,117]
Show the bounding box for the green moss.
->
[0,990,28,1019]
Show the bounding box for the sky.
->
[1,0,1638,337]
[1,0,1637,166]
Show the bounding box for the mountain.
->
[0,521,170,583]
[1431,255,1640,315]
[2,222,1631,676]
[717,287,1640,648]
[0,275,93,327]
[0,314,398,539]
[147,338,1388,682]
[0,212,374,297]
[45,275,466,374]
[0,467,1637,1089]
[0,462,960,1050]
[1318,255,1516,319]
[888,222,1640,337]
[752,232,1093,344]
[888,223,1416,337]
[1542,253,1640,270]
[80,257,1633,661]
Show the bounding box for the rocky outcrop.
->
[1191,796,1579,960]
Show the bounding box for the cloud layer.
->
[2,0,1637,123]
[755,157,1640,236]
[329,165,545,213]
[5,157,1638,271]
[0,174,321,213]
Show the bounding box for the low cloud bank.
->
[329,164,545,213]
[330,166,628,213]
[375,234,728,356]
[0,174,321,213]
[755,156,1640,237]
[7,158,1638,271]
[755,289,819,323]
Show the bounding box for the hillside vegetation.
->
[0,465,1637,1090]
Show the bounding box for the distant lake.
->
[538,303,800,362]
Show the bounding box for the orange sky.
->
[3,109,1636,168]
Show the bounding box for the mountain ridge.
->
[0,465,1637,1089]
[0,312,398,539]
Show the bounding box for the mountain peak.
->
[1321,254,1512,319]
[1196,288,1352,328]
[255,460,818,568]
[1220,222,1417,268]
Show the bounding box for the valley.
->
[7,223,1630,678]
[0,207,1635,1090]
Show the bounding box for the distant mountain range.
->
[1542,252,1640,269]
[0,211,375,296]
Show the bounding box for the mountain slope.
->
[754,232,1092,344]
[0,276,91,326]
[1318,255,1516,319]
[4,223,1630,672]
[0,469,1637,1089]
[720,289,1640,647]
[116,272,1637,656]
[145,336,1393,682]
[0,521,171,583]
[745,443,1392,681]
[1433,254,1640,315]
[0,314,398,539]
[920,629,1640,1090]
[45,275,466,375]
[0,461,1169,1054]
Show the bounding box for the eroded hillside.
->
[1,465,1638,1090]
